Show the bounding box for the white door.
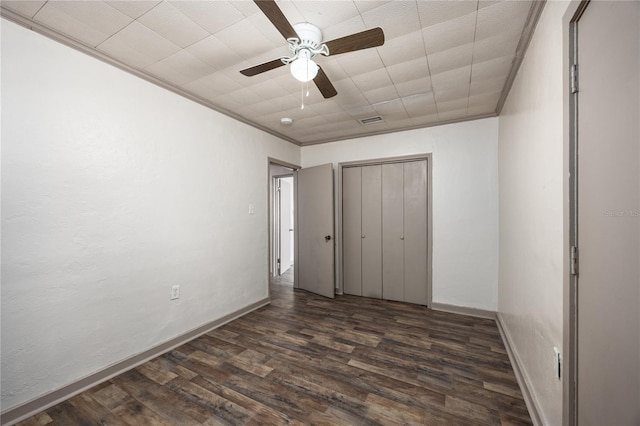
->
[296,163,335,298]
[575,2,640,424]
[279,178,292,274]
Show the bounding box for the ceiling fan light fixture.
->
[290,50,318,82]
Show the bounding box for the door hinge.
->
[570,245,579,276]
[570,64,579,94]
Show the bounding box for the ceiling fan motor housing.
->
[293,23,323,50]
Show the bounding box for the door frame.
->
[564,2,588,425]
[267,158,300,293]
[337,153,433,306]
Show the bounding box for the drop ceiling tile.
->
[321,14,367,42]
[229,1,260,18]
[422,12,476,55]
[351,68,393,92]
[427,42,473,76]
[186,35,247,71]
[145,50,215,86]
[394,77,433,98]
[106,1,160,19]
[431,65,472,91]
[437,98,468,113]
[34,1,132,47]
[137,2,209,48]
[336,48,385,77]
[354,1,392,14]
[412,113,441,126]
[292,1,360,30]
[308,99,344,116]
[404,99,438,119]
[246,10,289,46]
[372,98,409,119]
[216,19,278,61]
[97,21,181,64]
[1,1,46,18]
[387,57,430,85]
[434,85,470,103]
[438,107,469,122]
[317,58,349,82]
[96,34,158,69]
[417,1,478,28]
[361,0,420,39]
[362,85,400,105]
[471,56,513,81]
[472,31,520,63]
[468,91,502,108]
[476,0,532,41]
[343,105,378,119]
[378,31,427,65]
[469,75,506,97]
[247,81,287,99]
[169,1,244,35]
[294,115,329,129]
[183,74,228,101]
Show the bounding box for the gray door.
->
[296,163,335,298]
[342,167,362,296]
[403,161,428,305]
[361,165,382,298]
[382,162,405,302]
[575,2,640,424]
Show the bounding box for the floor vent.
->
[358,116,384,125]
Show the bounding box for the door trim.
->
[267,158,300,295]
[337,153,433,307]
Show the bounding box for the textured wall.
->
[302,118,499,311]
[497,2,570,424]
[1,19,299,410]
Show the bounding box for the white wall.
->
[1,19,299,411]
[497,2,570,425]
[302,118,499,311]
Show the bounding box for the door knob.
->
[361,235,365,238]
[400,236,404,240]
[325,235,332,241]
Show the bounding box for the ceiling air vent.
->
[358,116,384,126]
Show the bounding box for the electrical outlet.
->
[248,203,255,215]
[170,285,180,300]
[554,347,562,379]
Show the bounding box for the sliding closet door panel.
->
[382,162,404,302]
[342,167,362,296]
[403,160,428,305]
[361,165,382,298]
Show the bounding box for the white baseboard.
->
[431,302,496,319]
[495,312,544,426]
[0,297,270,426]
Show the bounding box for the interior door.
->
[296,163,335,298]
[575,2,640,424]
[382,162,404,302]
[279,178,293,274]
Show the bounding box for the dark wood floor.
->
[19,269,531,425]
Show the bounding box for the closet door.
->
[361,165,382,298]
[342,167,362,296]
[403,161,428,305]
[382,163,404,302]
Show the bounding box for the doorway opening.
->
[268,159,299,288]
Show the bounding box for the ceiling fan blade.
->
[240,58,286,77]
[325,27,385,56]
[314,66,337,99]
[254,0,297,40]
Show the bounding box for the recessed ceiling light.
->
[280,117,294,126]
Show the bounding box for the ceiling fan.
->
[240,0,385,99]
